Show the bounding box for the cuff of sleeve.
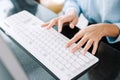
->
[65,7,80,16]
[62,1,81,16]
[107,23,120,43]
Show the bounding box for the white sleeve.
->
[62,0,81,16]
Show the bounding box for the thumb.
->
[69,18,78,29]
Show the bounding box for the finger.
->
[69,18,78,29]
[41,22,49,27]
[92,41,98,55]
[47,18,58,29]
[81,39,93,54]
[72,36,88,53]
[58,18,64,32]
[58,15,74,32]
[66,31,83,47]
[69,23,75,29]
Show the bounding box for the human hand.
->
[41,10,79,32]
[66,23,119,55]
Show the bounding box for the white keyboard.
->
[1,11,99,80]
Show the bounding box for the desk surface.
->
[0,0,120,80]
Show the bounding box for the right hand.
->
[41,10,79,32]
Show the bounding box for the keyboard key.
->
[78,54,90,62]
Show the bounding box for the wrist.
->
[102,23,119,37]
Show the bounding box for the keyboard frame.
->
[0,11,99,80]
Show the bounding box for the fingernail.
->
[47,27,50,30]
[92,52,95,55]
[71,48,76,53]
[66,43,70,47]
[71,50,74,53]
[81,50,85,54]
[41,25,43,27]
[58,29,61,32]
[70,24,74,29]
[65,45,68,48]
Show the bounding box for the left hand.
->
[66,23,119,55]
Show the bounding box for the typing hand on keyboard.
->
[42,15,99,55]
